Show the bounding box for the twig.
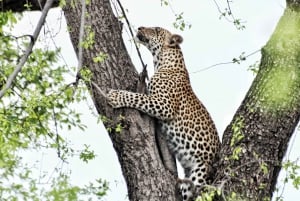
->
[212,0,232,22]
[226,0,236,23]
[0,0,55,99]
[77,0,86,76]
[91,81,108,99]
[52,108,61,159]
[115,0,147,76]
[212,0,245,29]
[3,34,33,41]
[191,49,260,74]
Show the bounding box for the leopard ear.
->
[168,34,183,47]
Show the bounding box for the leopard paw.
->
[107,89,123,108]
[179,179,196,201]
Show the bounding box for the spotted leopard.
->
[107,26,220,201]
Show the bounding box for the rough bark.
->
[214,2,300,200]
[62,1,179,201]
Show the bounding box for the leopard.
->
[107,26,221,201]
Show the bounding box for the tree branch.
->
[0,0,55,99]
[115,0,147,73]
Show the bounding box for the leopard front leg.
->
[107,89,176,120]
[107,89,128,108]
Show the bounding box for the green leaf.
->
[79,144,96,163]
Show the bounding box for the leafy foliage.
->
[216,2,245,30]
[80,25,95,49]
[248,61,259,75]
[173,12,192,31]
[159,0,191,31]
[79,144,96,163]
[0,11,107,200]
[274,159,300,201]
[283,160,300,190]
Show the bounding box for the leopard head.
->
[136,26,183,54]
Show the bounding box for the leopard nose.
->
[138,27,145,31]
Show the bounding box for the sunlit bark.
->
[215,2,300,200]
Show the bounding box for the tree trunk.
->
[62,1,179,201]
[214,1,300,200]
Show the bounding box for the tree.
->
[213,1,300,200]
[63,0,179,200]
[0,0,299,201]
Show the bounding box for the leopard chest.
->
[158,107,219,170]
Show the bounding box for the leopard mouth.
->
[136,32,149,43]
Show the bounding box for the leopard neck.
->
[149,44,162,72]
[152,46,185,72]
